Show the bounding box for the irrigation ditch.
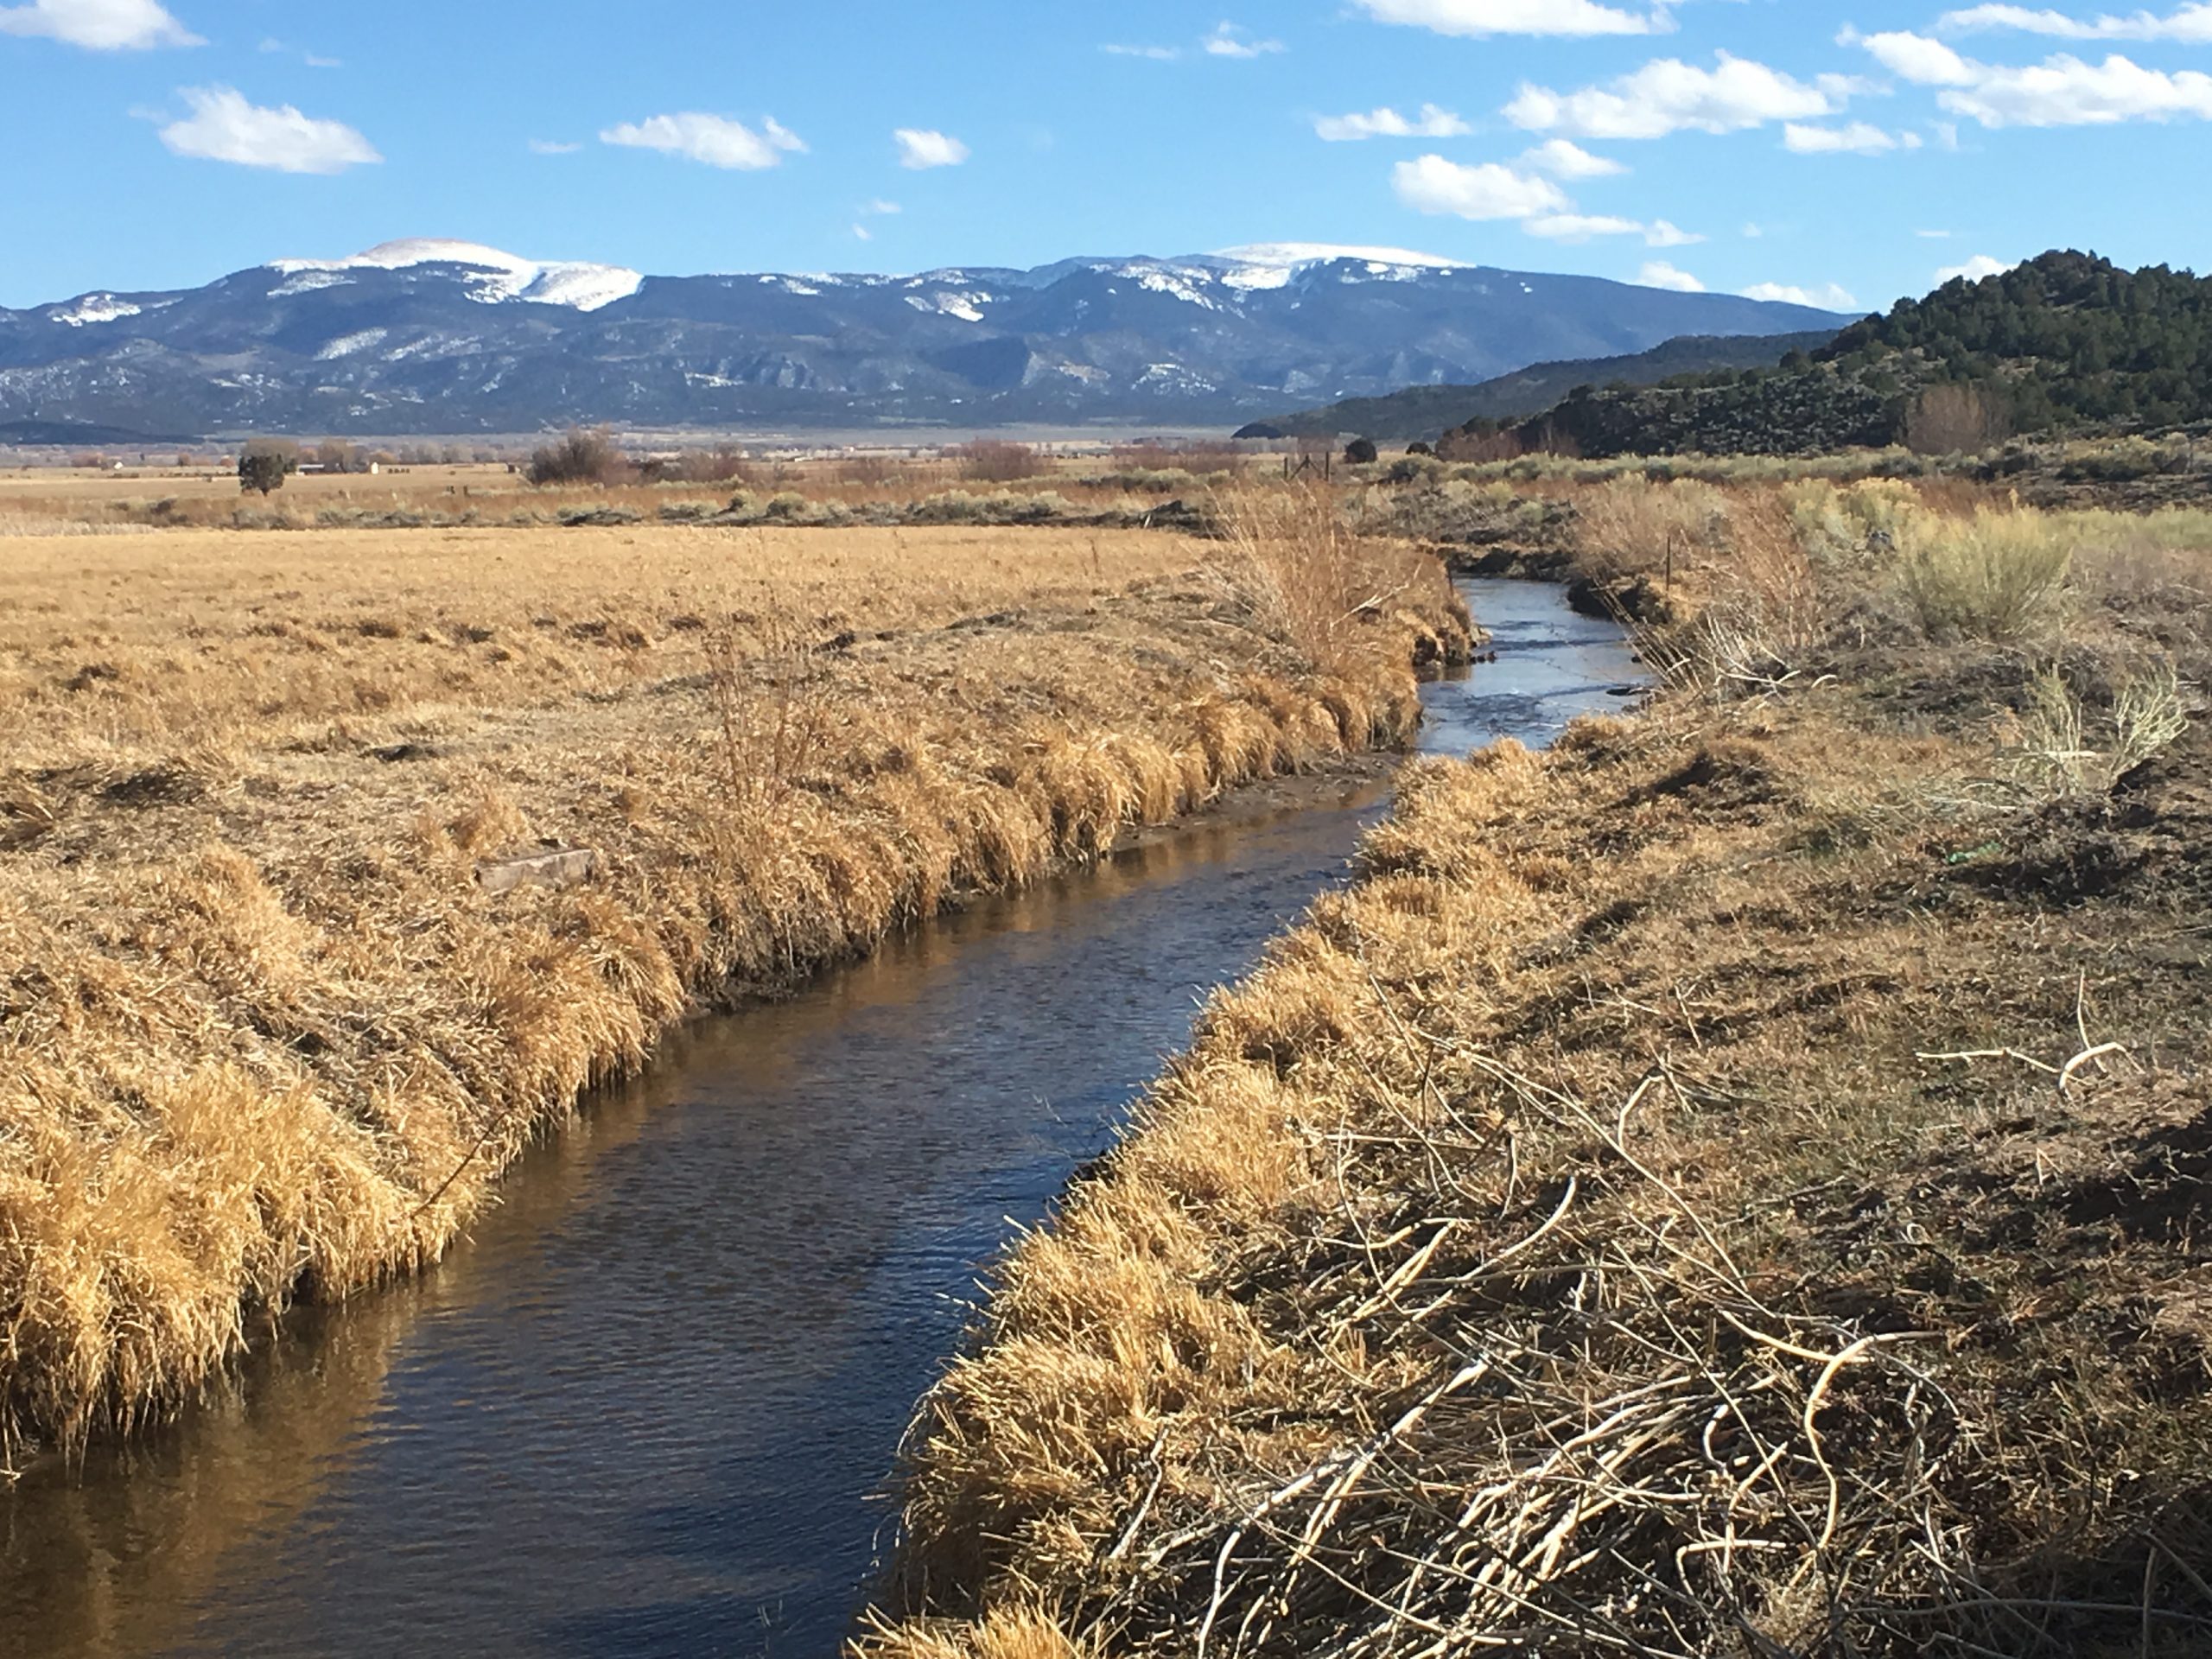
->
[0,581,1643,1659]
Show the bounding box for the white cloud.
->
[530,138,582,156]
[1522,137,1628,177]
[1937,253,2018,281]
[861,198,901,215]
[1103,42,1180,59]
[1859,30,2212,124]
[1507,53,1853,140]
[1524,213,1704,245]
[1639,260,1707,291]
[1205,21,1285,56]
[1783,120,1924,152]
[1355,0,1671,37]
[852,224,873,242]
[1743,279,1860,309]
[1743,221,1765,237]
[1936,3,2212,42]
[156,85,378,172]
[1314,103,1471,140]
[1392,155,1571,219]
[601,112,804,169]
[893,127,969,168]
[1855,29,1982,85]
[1524,213,1646,240]
[0,0,198,48]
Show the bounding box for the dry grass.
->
[860,492,2212,1657]
[0,515,1468,1464]
[0,454,1254,538]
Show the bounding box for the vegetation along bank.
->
[862,477,2212,1656]
[0,498,1469,1464]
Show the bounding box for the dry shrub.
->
[1897,505,2075,640]
[1433,424,1524,464]
[659,447,757,486]
[704,611,834,842]
[956,442,1042,484]
[525,428,630,487]
[1905,380,2011,456]
[2016,660,2189,796]
[1211,484,1456,674]
[1573,476,1726,581]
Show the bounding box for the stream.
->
[0,581,1643,1659]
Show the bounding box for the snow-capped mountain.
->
[267,240,646,313]
[0,241,1855,435]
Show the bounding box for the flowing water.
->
[0,581,1642,1659]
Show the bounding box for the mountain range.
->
[0,239,1855,438]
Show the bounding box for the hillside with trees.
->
[1240,331,1838,443]
[1453,252,2212,459]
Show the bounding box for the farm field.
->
[0,509,1466,1462]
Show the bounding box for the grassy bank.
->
[862,482,2212,1656]
[0,500,1467,1465]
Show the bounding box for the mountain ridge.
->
[0,241,1854,437]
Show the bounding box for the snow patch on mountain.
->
[317,329,389,360]
[1204,243,1471,292]
[906,290,993,322]
[270,270,356,299]
[48,294,143,327]
[1126,266,1222,309]
[269,240,644,312]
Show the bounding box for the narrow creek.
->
[0,581,1643,1659]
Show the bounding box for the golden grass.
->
[860,492,2212,1656]
[0,514,1467,1462]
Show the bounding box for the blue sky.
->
[3,0,2209,310]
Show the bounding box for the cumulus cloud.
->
[1314,103,1471,140]
[1936,3,2212,41]
[1205,21,1285,56]
[1522,137,1629,177]
[1859,29,2212,124]
[1938,253,2018,281]
[0,0,197,48]
[1743,279,1860,309]
[1854,30,1981,84]
[601,112,805,169]
[893,127,969,168]
[1392,155,1571,219]
[1783,120,1924,152]
[1507,53,1856,140]
[1355,0,1672,37]
[1639,260,1707,291]
[156,85,379,172]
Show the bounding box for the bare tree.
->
[1906,383,2011,456]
